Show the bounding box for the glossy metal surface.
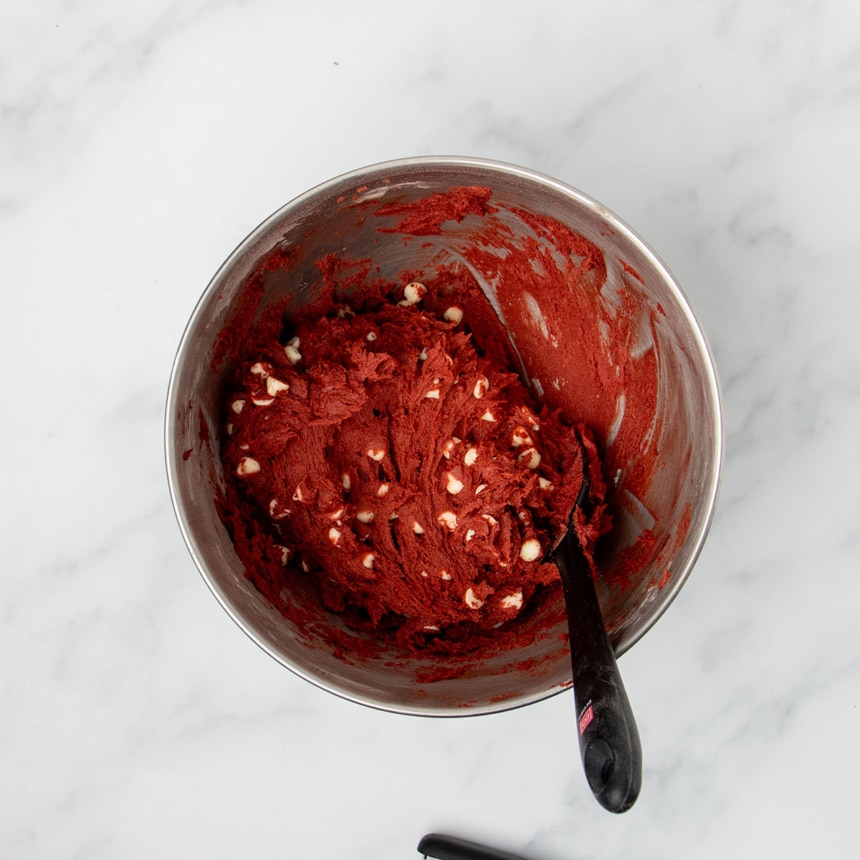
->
[165,156,722,716]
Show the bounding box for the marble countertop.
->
[3,1,859,857]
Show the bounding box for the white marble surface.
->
[3,1,859,857]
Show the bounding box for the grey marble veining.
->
[2,1,859,857]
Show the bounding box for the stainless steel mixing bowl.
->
[165,156,722,716]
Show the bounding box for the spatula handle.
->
[554,531,642,813]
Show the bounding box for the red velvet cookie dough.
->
[220,279,603,650]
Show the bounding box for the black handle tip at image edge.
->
[418,832,530,860]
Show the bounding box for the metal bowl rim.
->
[164,155,724,716]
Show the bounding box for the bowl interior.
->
[166,157,721,715]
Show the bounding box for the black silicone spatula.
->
[549,432,642,813]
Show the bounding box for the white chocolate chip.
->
[438,511,458,530]
[266,376,290,395]
[328,527,342,545]
[472,375,489,399]
[292,485,305,502]
[439,569,453,581]
[464,587,483,609]
[538,477,554,490]
[463,447,478,466]
[423,625,439,632]
[510,426,533,448]
[268,499,291,519]
[361,552,375,569]
[446,473,464,495]
[278,545,291,566]
[520,406,540,432]
[236,457,261,476]
[376,483,390,497]
[367,448,385,462]
[356,510,375,524]
[481,410,495,422]
[329,507,344,520]
[231,399,245,414]
[413,521,425,535]
[518,447,541,470]
[301,559,311,572]
[251,395,275,406]
[475,484,487,495]
[284,344,302,365]
[443,306,464,324]
[250,362,268,376]
[420,570,429,578]
[418,348,428,361]
[425,389,441,399]
[465,528,476,542]
[402,282,427,305]
[342,473,351,492]
[366,331,377,341]
[482,514,498,525]
[442,437,460,459]
[226,423,234,435]
[501,589,524,610]
[519,538,542,561]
